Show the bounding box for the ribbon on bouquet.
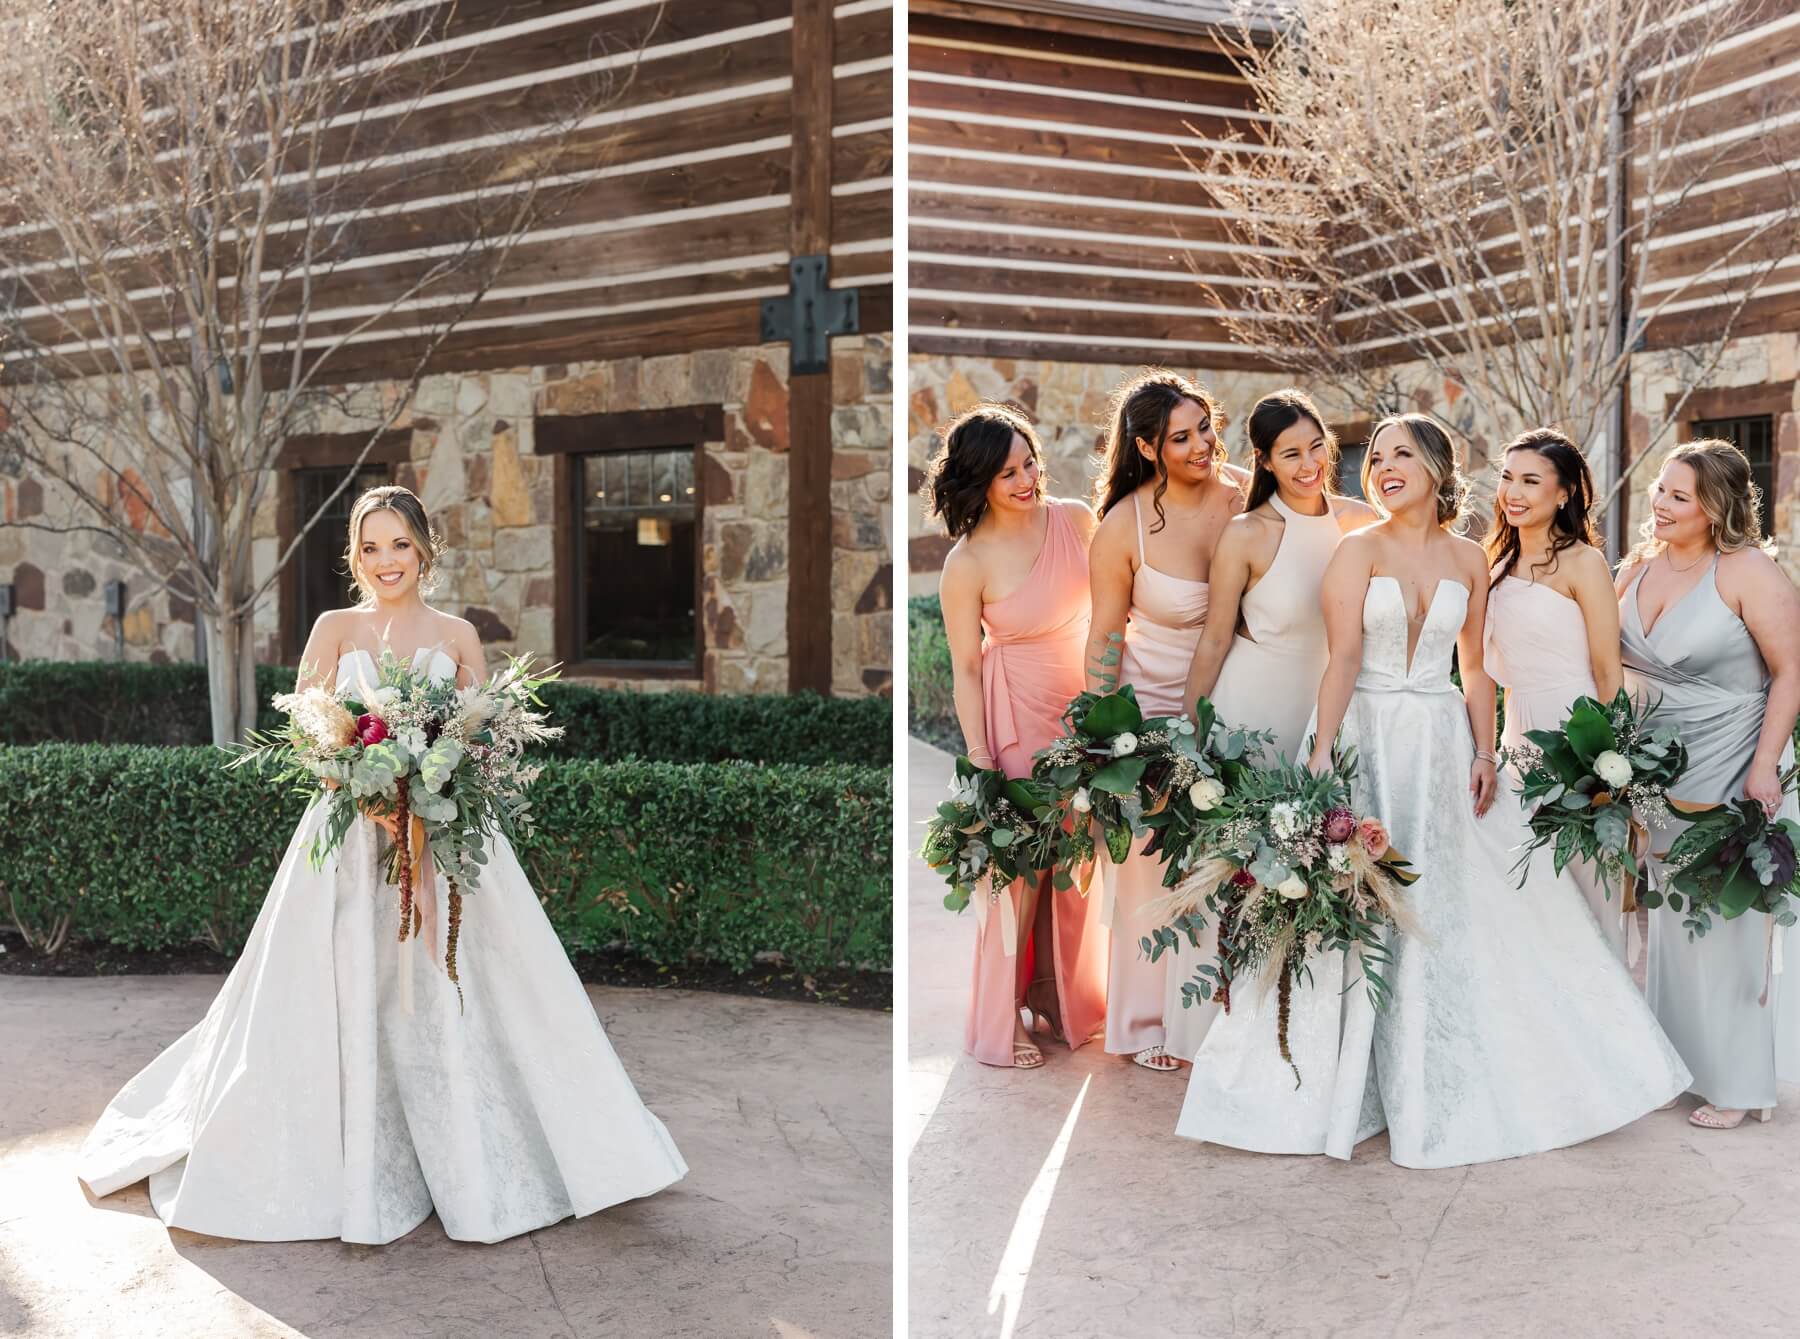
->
[380,780,463,1015]
[1621,814,1647,969]
[972,870,1021,958]
[1759,916,1786,1008]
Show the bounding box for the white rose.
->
[1277,873,1310,900]
[1269,801,1300,840]
[1112,732,1139,757]
[1188,777,1225,812]
[1593,750,1632,789]
[1327,843,1350,872]
[1072,787,1093,813]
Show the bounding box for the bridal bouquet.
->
[1506,689,1687,908]
[1151,750,1420,1086]
[231,652,564,1005]
[920,756,1062,913]
[1655,765,1800,942]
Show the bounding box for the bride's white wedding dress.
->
[78,647,687,1243]
[1179,577,1690,1167]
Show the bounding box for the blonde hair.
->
[1626,437,1774,566]
[344,485,444,605]
[1362,413,1469,529]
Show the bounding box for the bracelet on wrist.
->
[1474,749,1498,765]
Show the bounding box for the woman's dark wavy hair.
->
[1482,427,1600,589]
[1091,369,1227,532]
[1243,389,1338,512]
[919,402,1045,538]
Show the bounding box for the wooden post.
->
[787,0,835,695]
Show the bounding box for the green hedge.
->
[908,594,960,751]
[0,744,891,973]
[0,661,889,764]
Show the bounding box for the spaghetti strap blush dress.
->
[1172,493,1352,1139]
[1621,557,1800,1110]
[966,498,1110,1065]
[1485,574,1628,961]
[1103,493,1210,1057]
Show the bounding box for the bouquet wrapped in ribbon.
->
[1655,764,1800,942]
[1150,750,1421,1086]
[231,652,563,1008]
[919,756,1062,915]
[1506,688,1687,911]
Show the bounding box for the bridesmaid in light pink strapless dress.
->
[1103,493,1211,1056]
[1486,576,1630,960]
[968,498,1110,1065]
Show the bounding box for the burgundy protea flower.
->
[356,714,390,747]
[1230,868,1257,889]
[1323,807,1356,844]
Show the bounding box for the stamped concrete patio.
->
[0,975,889,1339]
[907,738,1800,1338]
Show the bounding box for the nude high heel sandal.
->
[1688,1104,1773,1129]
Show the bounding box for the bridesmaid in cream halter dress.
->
[1085,370,1247,1071]
[1481,429,1630,962]
[1165,391,1377,1065]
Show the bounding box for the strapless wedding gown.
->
[78,647,687,1243]
[1183,578,1689,1166]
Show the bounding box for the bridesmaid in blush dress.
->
[1617,439,1800,1129]
[1482,429,1630,962]
[1166,390,1377,1072]
[1085,370,1247,1071]
[929,403,1109,1068]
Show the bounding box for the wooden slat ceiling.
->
[910,1,1799,371]
[4,0,894,385]
[907,6,1282,368]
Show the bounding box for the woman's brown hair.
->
[919,402,1046,539]
[1091,369,1227,531]
[1624,437,1774,567]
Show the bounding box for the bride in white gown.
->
[78,486,686,1243]
[1182,415,1687,1168]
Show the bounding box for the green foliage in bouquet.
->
[919,755,1062,913]
[1030,683,1185,873]
[1139,694,1274,887]
[1654,765,1800,937]
[1508,688,1687,904]
[1149,749,1420,1086]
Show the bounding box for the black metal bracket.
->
[761,255,860,376]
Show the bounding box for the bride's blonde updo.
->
[344,485,445,604]
[1361,413,1470,529]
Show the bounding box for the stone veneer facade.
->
[908,334,1800,594]
[0,334,892,697]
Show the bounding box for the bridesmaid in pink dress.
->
[1085,370,1247,1071]
[1481,429,1630,961]
[928,403,1110,1068]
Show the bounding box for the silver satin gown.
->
[1622,557,1800,1110]
[1312,577,1689,1168]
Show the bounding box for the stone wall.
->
[907,340,1800,594]
[0,335,893,697]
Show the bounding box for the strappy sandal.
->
[1132,1044,1180,1072]
[1012,1041,1045,1069]
[1689,1104,1772,1129]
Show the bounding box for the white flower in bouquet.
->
[1188,777,1225,811]
[1276,873,1310,900]
[1111,732,1139,757]
[1269,801,1301,840]
[950,774,981,807]
[1327,842,1351,873]
[1072,787,1093,813]
[1593,750,1633,789]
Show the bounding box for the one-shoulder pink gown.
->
[967,499,1110,1065]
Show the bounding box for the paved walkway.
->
[907,738,1800,1338]
[0,975,889,1339]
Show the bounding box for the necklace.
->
[1662,547,1710,574]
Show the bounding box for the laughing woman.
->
[1483,428,1631,961]
[1617,439,1800,1129]
[930,404,1110,1069]
[1085,370,1247,1071]
[1165,389,1376,1070]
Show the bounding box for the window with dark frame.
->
[291,465,387,654]
[1692,414,1775,538]
[574,445,699,668]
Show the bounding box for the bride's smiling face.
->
[1365,423,1433,515]
[357,508,423,603]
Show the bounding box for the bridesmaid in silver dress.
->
[1617,439,1800,1130]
